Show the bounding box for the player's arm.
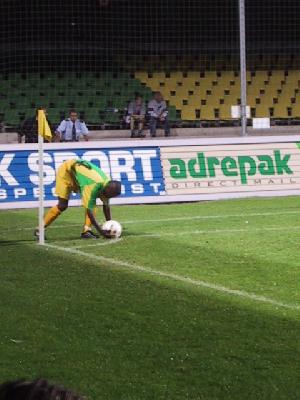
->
[86,208,102,233]
[103,204,111,221]
[86,208,110,238]
[100,195,111,221]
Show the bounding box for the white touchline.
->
[44,243,300,312]
[47,226,300,248]
[122,210,300,225]
[11,209,300,232]
[135,226,300,238]
[74,238,122,249]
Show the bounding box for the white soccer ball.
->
[102,220,122,238]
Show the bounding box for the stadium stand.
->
[1,65,300,129]
[0,71,179,129]
[135,68,300,122]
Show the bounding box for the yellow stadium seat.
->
[247,83,263,95]
[135,72,149,83]
[181,77,197,87]
[223,95,239,105]
[230,85,241,94]
[159,87,171,99]
[174,86,189,97]
[284,71,299,85]
[217,77,235,89]
[246,97,257,107]
[259,94,273,105]
[264,86,279,97]
[219,105,232,119]
[268,73,284,86]
[163,78,176,87]
[188,96,202,108]
[200,106,216,120]
[253,71,269,82]
[169,97,185,108]
[191,87,208,98]
[255,104,271,118]
[169,71,184,82]
[206,95,221,105]
[181,107,196,120]
[273,104,289,118]
[291,103,300,118]
[152,72,166,82]
[186,71,201,79]
[133,70,296,122]
[277,94,293,106]
[279,89,296,103]
[205,71,218,81]
[211,84,226,95]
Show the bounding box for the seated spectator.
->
[18,107,53,143]
[127,95,146,138]
[0,379,85,400]
[148,92,170,137]
[56,110,89,142]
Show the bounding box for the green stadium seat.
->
[84,109,100,123]
[168,107,177,121]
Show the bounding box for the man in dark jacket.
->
[18,107,52,143]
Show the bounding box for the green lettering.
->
[207,157,220,177]
[169,159,187,179]
[188,153,207,178]
[221,157,238,177]
[238,156,256,184]
[274,150,292,175]
[258,155,275,175]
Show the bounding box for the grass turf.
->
[1,196,300,399]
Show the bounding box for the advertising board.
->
[1,136,300,209]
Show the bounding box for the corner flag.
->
[37,109,52,245]
[37,109,52,141]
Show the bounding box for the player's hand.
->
[100,229,113,239]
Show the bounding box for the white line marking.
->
[44,243,300,311]
[64,226,300,242]
[135,225,300,238]
[122,210,300,225]
[74,238,122,248]
[10,209,300,232]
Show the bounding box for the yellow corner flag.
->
[38,109,52,141]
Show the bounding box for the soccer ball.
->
[102,220,122,238]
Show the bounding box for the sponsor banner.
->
[161,142,300,195]
[0,146,164,207]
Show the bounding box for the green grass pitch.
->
[1,196,300,399]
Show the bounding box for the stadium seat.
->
[219,105,232,120]
[2,68,300,126]
[181,107,196,121]
[255,105,271,118]
[273,104,289,118]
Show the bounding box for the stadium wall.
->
[1,136,300,209]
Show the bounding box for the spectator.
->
[18,107,52,143]
[0,379,85,400]
[148,92,170,137]
[56,110,89,142]
[127,95,146,138]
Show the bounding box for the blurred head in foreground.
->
[0,379,85,400]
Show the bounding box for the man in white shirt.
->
[147,92,170,137]
[56,110,89,142]
[127,95,146,138]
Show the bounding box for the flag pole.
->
[37,109,52,245]
[38,122,45,245]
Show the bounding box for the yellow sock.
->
[44,206,61,228]
[83,208,97,232]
